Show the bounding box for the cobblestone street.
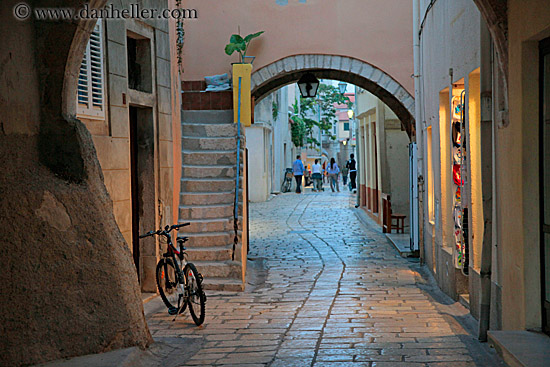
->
[146,190,504,367]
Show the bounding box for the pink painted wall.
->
[181,0,413,93]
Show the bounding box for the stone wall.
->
[415,0,482,302]
[76,0,177,291]
[0,0,151,365]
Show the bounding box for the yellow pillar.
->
[232,63,252,127]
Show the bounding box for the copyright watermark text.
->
[13,3,198,21]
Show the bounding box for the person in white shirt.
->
[311,159,323,192]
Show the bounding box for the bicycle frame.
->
[160,231,188,288]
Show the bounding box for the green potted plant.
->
[225,31,264,64]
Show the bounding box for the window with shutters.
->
[77,21,105,119]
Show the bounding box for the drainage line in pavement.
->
[297,194,347,367]
[266,194,326,367]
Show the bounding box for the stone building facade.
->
[246,85,295,202]
[356,90,411,231]
[75,1,181,292]
[412,0,550,347]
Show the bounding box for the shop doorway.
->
[540,37,550,335]
[129,105,155,281]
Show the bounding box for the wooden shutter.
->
[77,21,105,119]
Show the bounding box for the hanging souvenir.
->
[452,122,461,147]
[453,204,463,229]
[453,164,462,186]
[452,95,462,120]
[455,237,464,268]
[455,186,461,203]
[453,146,462,164]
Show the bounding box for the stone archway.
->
[251,55,416,139]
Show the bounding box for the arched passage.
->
[251,55,416,139]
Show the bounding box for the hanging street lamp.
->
[338,81,348,94]
[347,109,354,119]
[297,73,320,98]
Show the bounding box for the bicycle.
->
[139,223,206,326]
[281,168,293,193]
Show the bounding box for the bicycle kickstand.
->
[171,301,186,322]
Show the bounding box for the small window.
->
[77,21,105,119]
[127,34,152,93]
[344,122,350,131]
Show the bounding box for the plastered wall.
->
[180,0,413,95]
[77,1,178,291]
[497,0,550,330]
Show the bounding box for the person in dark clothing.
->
[346,154,357,193]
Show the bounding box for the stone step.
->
[179,204,234,220]
[185,232,233,247]
[201,277,244,292]
[459,294,470,310]
[180,217,233,233]
[186,246,232,261]
[179,208,243,223]
[182,123,237,138]
[180,192,235,206]
[182,110,233,124]
[181,178,236,193]
[178,217,242,233]
[182,137,237,151]
[488,331,550,367]
[182,165,237,179]
[192,261,242,279]
[182,151,238,166]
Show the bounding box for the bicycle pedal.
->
[168,307,178,315]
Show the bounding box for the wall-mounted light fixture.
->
[297,73,320,98]
[338,81,347,94]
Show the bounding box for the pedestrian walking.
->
[346,154,357,193]
[327,157,340,192]
[311,159,323,192]
[322,160,328,184]
[292,155,305,194]
[341,164,349,187]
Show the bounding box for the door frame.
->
[539,36,550,335]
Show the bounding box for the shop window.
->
[77,20,105,119]
[127,33,152,93]
[451,80,467,271]
[427,126,434,223]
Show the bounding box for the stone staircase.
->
[179,110,245,291]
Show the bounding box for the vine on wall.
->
[175,0,185,73]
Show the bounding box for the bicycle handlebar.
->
[139,223,190,239]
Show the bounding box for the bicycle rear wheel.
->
[281,179,291,193]
[184,263,206,326]
[156,259,187,313]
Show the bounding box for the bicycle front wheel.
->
[184,263,206,326]
[156,259,187,313]
[281,180,288,193]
